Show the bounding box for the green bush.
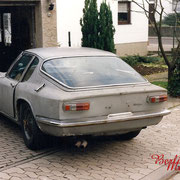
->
[121,55,160,67]
[98,2,115,52]
[162,13,180,26]
[80,0,99,48]
[138,56,160,63]
[168,57,180,97]
[80,0,115,52]
[121,56,138,67]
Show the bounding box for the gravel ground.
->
[145,71,168,82]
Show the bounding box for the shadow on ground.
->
[0,114,131,169]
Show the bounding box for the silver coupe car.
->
[0,47,170,150]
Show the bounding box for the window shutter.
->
[118,3,128,13]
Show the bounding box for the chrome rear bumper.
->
[37,109,170,128]
[36,109,170,136]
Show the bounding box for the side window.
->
[23,57,39,82]
[8,54,33,81]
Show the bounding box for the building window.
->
[118,1,131,25]
[149,3,155,24]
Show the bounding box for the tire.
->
[20,103,47,150]
[118,130,141,140]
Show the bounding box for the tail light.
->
[147,95,168,103]
[64,102,90,111]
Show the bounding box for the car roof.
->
[25,47,116,60]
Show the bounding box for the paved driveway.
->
[0,115,55,169]
[0,106,180,180]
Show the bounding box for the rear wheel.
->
[20,103,47,150]
[118,130,141,140]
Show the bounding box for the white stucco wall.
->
[56,0,148,47]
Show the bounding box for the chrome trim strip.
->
[34,83,46,92]
[36,109,171,128]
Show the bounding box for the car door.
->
[0,53,34,118]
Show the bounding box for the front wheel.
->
[20,103,47,150]
[118,130,141,140]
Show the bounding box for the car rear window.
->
[42,56,146,88]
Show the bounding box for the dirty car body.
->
[0,47,170,149]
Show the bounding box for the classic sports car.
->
[0,47,170,150]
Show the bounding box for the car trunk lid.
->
[59,83,168,121]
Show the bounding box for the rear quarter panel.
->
[15,68,63,121]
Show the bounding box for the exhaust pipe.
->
[75,140,88,149]
[75,140,82,148]
[81,140,88,148]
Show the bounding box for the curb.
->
[167,98,180,110]
[140,166,178,180]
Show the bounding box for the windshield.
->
[42,56,146,88]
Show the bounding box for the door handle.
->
[10,83,15,88]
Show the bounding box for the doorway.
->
[0,6,35,72]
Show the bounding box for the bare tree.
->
[132,0,180,84]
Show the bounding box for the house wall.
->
[40,0,57,47]
[56,0,148,56]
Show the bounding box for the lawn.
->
[151,81,168,89]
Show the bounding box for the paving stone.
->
[51,170,64,177]
[50,163,63,168]
[50,176,66,180]
[129,173,145,180]
[25,171,38,179]
[3,168,24,174]
[38,167,51,173]
[38,176,50,180]
[63,174,79,180]
[76,169,90,176]
[10,177,21,180]
[138,168,154,175]
[170,173,180,180]
[18,163,38,169]
[7,173,28,179]
[0,172,11,179]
